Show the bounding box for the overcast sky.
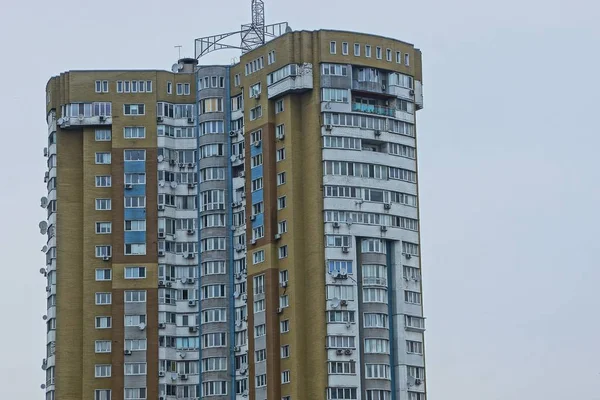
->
[1,0,599,398]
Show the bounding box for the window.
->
[251,129,262,143]
[202,381,227,396]
[95,269,111,281]
[280,319,290,333]
[361,238,386,254]
[95,129,111,141]
[124,126,145,139]
[124,149,145,161]
[95,340,112,353]
[124,196,145,208]
[95,245,112,258]
[366,390,392,400]
[124,314,146,326]
[330,41,337,54]
[327,285,354,301]
[365,364,391,379]
[95,222,112,234]
[386,48,392,61]
[277,172,286,185]
[251,154,263,168]
[405,53,410,66]
[234,74,240,86]
[328,310,355,323]
[278,220,287,234]
[402,241,419,256]
[363,288,387,303]
[123,104,145,115]
[125,220,146,231]
[254,299,265,313]
[95,390,111,400]
[405,315,425,329]
[389,143,416,159]
[125,266,146,279]
[199,143,224,158]
[268,50,276,64]
[95,364,111,378]
[95,80,109,93]
[200,97,223,113]
[124,388,146,399]
[341,41,349,55]
[275,99,284,113]
[325,235,351,248]
[396,51,402,64]
[376,47,382,59]
[255,349,266,363]
[403,266,421,280]
[281,370,290,384]
[125,291,146,303]
[167,81,172,94]
[275,124,285,139]
[322,88,349,103]
[255,324,266,337]
[365,45,372,57]
[322,63,348,76]
[253,250,265,264]
[253,275,265,294]
[389,167,417,183]
[406,340,423,354]
[252,201,263,215]
[249,105,262,121]
[408,366,426,379]
[200,237,226,252]
[201,284,226,299]
[202,308,227,324]
[329,361,356,375]
[354,43,360,56]
[327,387,357,399]
[278,246,288,259]
[202,357,227,372]
[364,313,388,328]
[277,196,286,209]
[251,177,263,192]
[95,176,112,189]
[95,316,112,329]
[95,292,112,305]
[405,290,422,304]
[249,82,261,98]
[327,335,355,349]
[279,294,289,308]
[281,345,290,358]
[95,152,111,164]
[365,338,389,354]
[327,260,353,274]
[124,363,147,375]
[255,374,267,388]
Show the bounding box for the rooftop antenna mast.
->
[195,0,290,59]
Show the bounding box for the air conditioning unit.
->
[380,226,388,232]
[235,273,242,280]
[188,300,196,307]
[169,159,176,166]
[236,320,242,327]
[242,390,248,397]
[158,250,165,257]
[229,130,237,137]
[250,215,256,221]
[342,247,349,253]
[187,229,195,235]
[158,205,165,211]
[189,326,198,333]
[276,307,283,314]
[333,222,340,229]
[255,93,261,100]
[250,239,256,245]
[405,253,412,259]
[185,252,195,259]
[240,367,247,375]
[241,294,247,301]
[281,281,287,288]
[46,286,51,292]
[235,245,244,253]
[415,378,422,385]
[158,371,165,377]
[336,349,344,355]
[186,277,195,284]
[325,124,333,131]
[158,280,165,287]
[274,234,281,240]
[187,162,195,168]
[188,183,195,189]
[125,183,133,189]
[187,117,195,124]
[239,171,245,178]
[231,202,238,208]
[180,373,188,380]
[99,115,106,122]
[102,256,111,262]
[344,349,353,355]
[43,147,48,157]
[384,203,392,210]
[124,350,132,355]
[158,230,165,238]
[157,116,164,122]
[276,132,285,140]
[409,89,415,96]
[381,84,386,91]
[158,323,166,329]
[374,130,381,136]
[253,140,261,148]
[334,271,348,280]
[340,299,348,306]
[178,163,186,169]
[166,282,172,288]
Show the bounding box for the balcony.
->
[362,277,387,287]
[352,102,395,117]
[58,115,112,129]
[267,63,313,99]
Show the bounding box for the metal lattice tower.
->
[195,0,289,59]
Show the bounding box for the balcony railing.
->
[352,103,395,117]
[362,277,387,286]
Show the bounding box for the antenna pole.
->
[174,45,182,59]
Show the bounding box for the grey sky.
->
[1,0,599,398]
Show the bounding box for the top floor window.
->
[95,80,109,93]
[330,41,337,54]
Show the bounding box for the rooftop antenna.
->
[195,0,290,59]
[174,45,183,59]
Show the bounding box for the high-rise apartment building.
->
[42,6,425,400]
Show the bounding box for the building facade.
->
[43,29,425,400]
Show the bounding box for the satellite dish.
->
[41,245,48,253]
[230,155,237,162]
[40,384,46,389]
[179,352,186,358]
[39,268,46,274]
[158,181,165,187]
[39,221,48,230]
[171,63,180,73]
[42,315,48,320]
[233,290,240,298]
[286,25,293,33]
[138,323,146,331]
[157,155,164,162]
[330,298,341,309]
[178,62,184,70]
[170,181,177,189]
[40,197,48,208]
